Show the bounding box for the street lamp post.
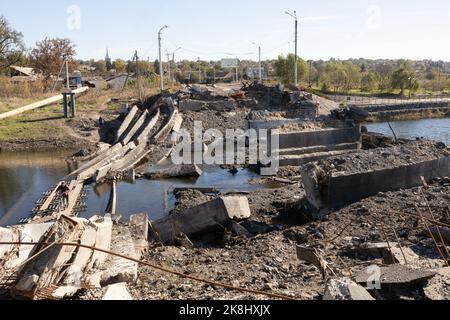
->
[158,25,168,91]
[252,42,262,83]
[285,10,298,87]
[172,47,182,86]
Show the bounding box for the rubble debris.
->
[102,283,133,300]
[323,278,375,300]
[296,245,330,279]
[100,225,138,286]
[423,267,450,300]
[129,213,149,257]
[88,215,113,269]
[115,106,139,143]
[301,140,450,213]
[144,164,202,180]
[428,226,450,246]
[355,265,436,286]
[1,223,54,269]
[10,216,96,300]
[149,196,251,244]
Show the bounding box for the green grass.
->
[0,104,67,141]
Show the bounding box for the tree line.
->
[1,14,449,97]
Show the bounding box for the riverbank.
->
[360,101,450,122]
[0,89,135,152]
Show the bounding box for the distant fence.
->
[325,94,450,106]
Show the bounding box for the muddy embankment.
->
[0,138,96,153]
[363,102,450,122]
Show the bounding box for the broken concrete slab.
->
[144,164,203,180]
[121,110,149,145]
[129,213,149,258]
[52,286,80,300]
[323,278,375,300]
[100,226,138,286]
[301,145,450,213]
[102,283,133,300]
[115,106,139,143]
[278,126,361,150]
[0,227,19,263]
[355,265,436,287]
[178,99,207,112]
[4,222,54,269]
[11,216,84,299]
[61,219,97,287]
[88,215,113,269]
[150,196,251,244]
[423,267,450,300]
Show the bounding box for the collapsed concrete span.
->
[300,140,450,216]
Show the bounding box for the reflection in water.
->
[366,117,450,145]
[81,167,266,222]
[0,150,268,226]
[0,151,75,226]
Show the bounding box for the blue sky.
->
[1,0,450,62]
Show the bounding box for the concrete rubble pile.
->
[0,214,139,300]
[300,140,450,215]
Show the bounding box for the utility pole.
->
[172,47,181,86]
[134,50,143,102]
[285,10,298,87]
[166,51,171,87]
[252,42,262,83]
[65,54,70,90]
[158,25,168,91]
[258,46,262,83]
[308,60,312,87]
[236,57,239,83]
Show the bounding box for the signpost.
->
[221,58,240,82]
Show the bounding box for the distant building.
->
[106,73,134,90]
[9,66,41,81]
[246,67,266,80]
[105,48,113,71]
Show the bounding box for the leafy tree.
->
[374,63,394,90]
[0,16,25,72]
[29,38,77,79]
[342,62,361,91]
[361,71,379,92]
[114,59,126,73]
[390,62,418,96]
[94,60,107,73]
[274,54,307,85]
[321,62,347,93]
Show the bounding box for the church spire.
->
[105,48,112,71]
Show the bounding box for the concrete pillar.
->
[63,94,68,118]
[70,93,76,118]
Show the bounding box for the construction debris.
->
[149,196,251,244]
[102,283,133,300]
[323,278,375,301]
[355,265,436,286]
[144,164,203,180]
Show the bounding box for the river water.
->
[0,151,266,226]
[2,117,448,227]
[366,117,450,145]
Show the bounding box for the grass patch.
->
[0,104,67,141]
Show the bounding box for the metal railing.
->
[325,94,450,106]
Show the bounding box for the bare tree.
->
[29,38,77,79]
[0,15,25,72]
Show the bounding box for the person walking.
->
[58,182,70,209]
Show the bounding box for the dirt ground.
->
[130,176,450,300]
